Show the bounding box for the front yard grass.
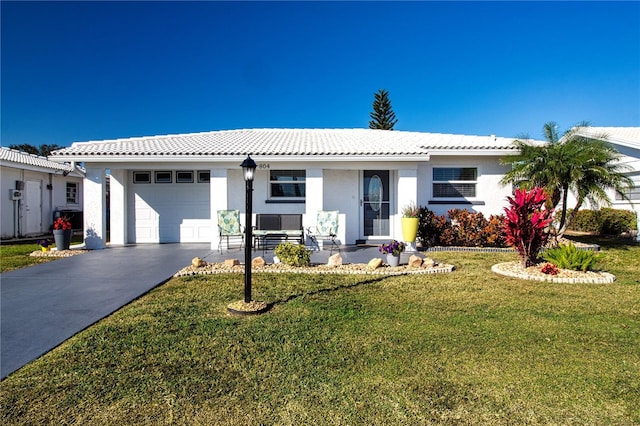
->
[1,242,639,425]
[0,243,56,272]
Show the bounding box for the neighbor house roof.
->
[49,128,529,162]
[0,147,82,175]
[573,126,640,151]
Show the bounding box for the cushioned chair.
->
[217,210,244,253]
[307,210,340,254]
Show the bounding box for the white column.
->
[84,167,107,249]
[397,168,418,250]
[210,168,229,250]
[305,168,324,248]
[109,169,127,245]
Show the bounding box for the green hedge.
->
[567,208,637,235]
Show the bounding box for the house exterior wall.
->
[417,156,512,217]
[0,164,83,239]
[78,157,537,247]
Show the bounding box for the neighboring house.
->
[0,147,85,239]
[50,128,538,250]
[572,126,640,240]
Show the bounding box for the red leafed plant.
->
[540,262,559,275]
[53,216,72,231]
[503,187,553,268]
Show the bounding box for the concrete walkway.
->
[1,243,394,379]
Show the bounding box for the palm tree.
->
[501,122,633,235]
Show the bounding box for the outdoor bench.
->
[253,214,304,251]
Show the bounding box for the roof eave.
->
[50,153,431,163]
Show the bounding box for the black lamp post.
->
[240,155,257,303]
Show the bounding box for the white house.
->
[52,127,640,249]
[50,128,536,250]
[572,127,640,240]
[0,147,85,239]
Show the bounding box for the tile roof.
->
[50,128,524,159]
[573,126,640,150]
[0,147,78,173]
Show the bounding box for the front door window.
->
[363,170,390,237]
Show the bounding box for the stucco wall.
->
[1,165,83,238]
[417,156,512,217]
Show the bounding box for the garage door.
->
[128,171,211,243]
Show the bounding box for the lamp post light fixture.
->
[228,155,267,315]
[240,155,257,303]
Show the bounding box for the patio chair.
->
[217,209,244,253]
[307,210,340,254]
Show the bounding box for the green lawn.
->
[1,240,639,425]
[0,243,56,272]
[0,235,84,273]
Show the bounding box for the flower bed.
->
[492,261,615,284]
[174,262,455,277]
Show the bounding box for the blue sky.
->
[2,1,639,147]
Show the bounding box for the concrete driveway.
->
[1,243,216,379]
[1,243,389,379]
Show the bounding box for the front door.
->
[24,180,42,235]
[362,170,390,239]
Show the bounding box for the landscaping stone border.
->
[492,261,615,284]
[174,262,455,278]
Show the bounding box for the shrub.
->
[542,244,602,272]
[446,209,488,246]
[567,208,637,236]
[484,214,507,247]
[600,208,637,235]
[416,207,507,248]
[567,209,600,233]
[274,242,311,267]
[417,207,449,248]
[503,187,553,268]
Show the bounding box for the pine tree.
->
[368,89,397,130]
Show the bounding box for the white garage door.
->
[128,171,211,243]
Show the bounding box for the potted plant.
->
[378,239,406,267]
[53,216,73,250]
[37,238,51,252]
[401,202,419,243]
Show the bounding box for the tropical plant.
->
[503,187,553,268]
[378,240,405,256]
[416,207,507,249]
[368,89,397,130]
[500,122,633,236]
[542,243,602,272]
[274,242,311,267]
[540,262,559,275]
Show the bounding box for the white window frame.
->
[432,167,478,198]
[66,182,78,204]
[269,169,306,200]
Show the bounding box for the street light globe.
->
[240,155,257,181]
